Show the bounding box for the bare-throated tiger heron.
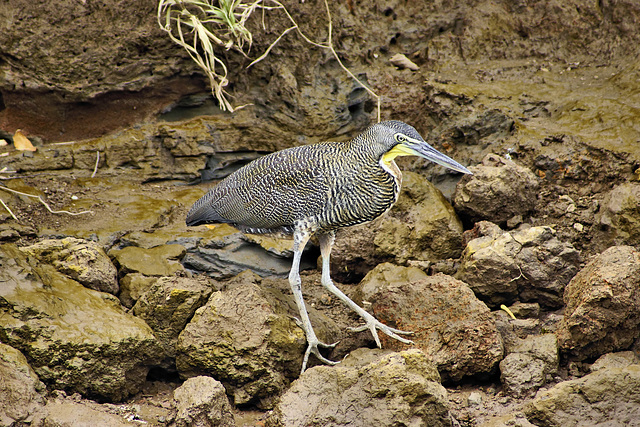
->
[186,120,472,373]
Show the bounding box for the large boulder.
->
[356,263,504,382]
[176,272,335,409]
[266,348,454,427]
[557,245,640,360]
[457,223,580,308]
[0,244,163,402]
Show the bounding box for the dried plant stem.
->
[0,186,93,216]
[91,151,100,178]
[158,0,261,112]
[0,198,18,220]
[0,167,16,180]
[160,0,382,120]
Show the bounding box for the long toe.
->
[348,314,414,347]
[349,324,413,335]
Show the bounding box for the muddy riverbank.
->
[2,1,640,426]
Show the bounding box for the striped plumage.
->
[187,121,410,234]
[187,120,472,373]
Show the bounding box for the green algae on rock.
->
[0,244,163,402]
[22,237,118,294]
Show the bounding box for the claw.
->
[301,338,340,374]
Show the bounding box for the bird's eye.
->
[394,134,406,143]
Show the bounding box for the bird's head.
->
[371,120,472,175]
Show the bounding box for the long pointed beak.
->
[406,137,472,174]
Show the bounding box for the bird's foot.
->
[349,313,414,348]
[300,338,339,374]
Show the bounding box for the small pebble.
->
[467,391,482,406]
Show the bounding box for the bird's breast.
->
[313,153,400,231]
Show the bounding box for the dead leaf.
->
[389,53,420,71]
[13,130,36,152]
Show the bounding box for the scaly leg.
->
[289,229,338,374]
[318,232,414,348]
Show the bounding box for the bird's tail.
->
[186,198,228,226]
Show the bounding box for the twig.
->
[247,25,297,68]
[0,198,18,220]
[0,186,93,216]
[91,151,100,178]
[50,141,80,146]
[0,167,17,180]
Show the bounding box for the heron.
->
[186,120,471,373]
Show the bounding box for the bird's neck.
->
[379,151,403,188]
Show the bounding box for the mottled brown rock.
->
[173,376,235,427]
[525,365,640,426]
[557,245,640,360]
[453,154,540,226]
[500,334,558,398]
[457,225,580,308]
[0,344,45,426]
[176,273,334,409]
[133,276,213,357]
[266,349,453,427]
[598,182,640,246]
[357,264,503,382]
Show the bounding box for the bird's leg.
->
[318,232,414,348]
[289,229,339,374]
